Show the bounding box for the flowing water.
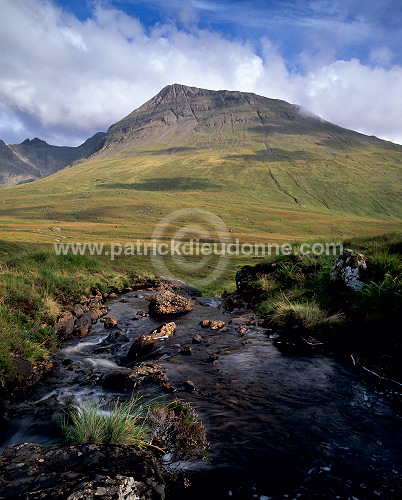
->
[1,291,402,499]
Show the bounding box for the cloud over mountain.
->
[1,0,401,146]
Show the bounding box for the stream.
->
[1,290,402,499]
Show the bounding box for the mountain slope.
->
[0,84,401,246]
[92,83,402,220]
[0,133,105,187]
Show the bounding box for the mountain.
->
[0,133,105,187]
[0,84,401,246]
[91,83,402,219]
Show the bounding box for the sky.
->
[1,0,402,146]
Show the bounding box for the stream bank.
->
[1,285,402,499]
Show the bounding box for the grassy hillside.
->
[0,141,401,247]
[0,85,400,294]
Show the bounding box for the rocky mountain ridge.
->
[0,132,105,187]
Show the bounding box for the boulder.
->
[330,249,367,291]
[126,322,177,363]
[54,312,76,339]
[0,443,165,499]
[104,316,118,328]
[71,303,88,318]
[74,327,89,338]
[210,320,225,330]
[199,320,225,330]
[102,362,174,392]
[148,290,193,318]
[102,369,139,391]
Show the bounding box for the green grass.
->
[244,232,402,377]
[0,241,157,386]
[62,395,209,462]
[62,395,151,448]
[266,297,344,333]
[0,124,401,248]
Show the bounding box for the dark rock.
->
[103,362,174,392]
[179,346,192,356]
[71,303,88,318]
[160,278,202,298]
[238,325,247,336]
[199,320,210,328]
[88,293,103,309]
[102,369,138,391]
[104,316,118,328]
[208,351,219,362]
[74,326,89,338]
[192,333,202,344]
[126,323,177,363]
[54,312,76,339]
[75,311,95,331]
[0,442,165,499]
[183,380,196,391]
[106,330,129,342]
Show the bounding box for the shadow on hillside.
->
[98,177,219,191]
[135,146,201,156]
[224,148,321,162]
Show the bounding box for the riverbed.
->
[1,291,401,499]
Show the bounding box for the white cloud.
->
[0,0,401,146]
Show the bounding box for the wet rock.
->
[330,249,367,291]
[72,303,88,318]
[103,363,174,392]
[74,326,89,338]
[179,346,192,356]
[210,320,225,330]
[134,362,175,392]
[148,289,193,318]
[160,278,202,298]
[108,292,118,299]
[75,311,97,332]
[183,380,196,391]
[136,310,149,317]
[126,323,177,363]
[102,369,139,391]
[192,333,202,344]
[104,316,118,328]
[207,351,219,362]
[199,320,225,330]
[238,325,247,336]
[55,311,76,339]
[88,293,103,309]
[106,330,129,342]
[67,474,162,500]
[222,291,248,311]
[0,443,165,500]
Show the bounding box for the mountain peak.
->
[21,137,48,146]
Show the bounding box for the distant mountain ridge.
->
[0,132,105,187]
